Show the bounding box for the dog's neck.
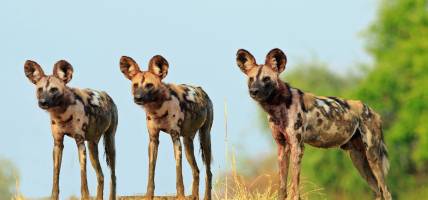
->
[47,87,76,119]
[258,80,293,124]
[141,83,171,116]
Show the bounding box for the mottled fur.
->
[120,55,213,200]
[24,60,118,200]
[236,49,391,200]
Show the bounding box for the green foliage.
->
[284,60,360,97]
[0,158,18,200]
[354,0,428,197]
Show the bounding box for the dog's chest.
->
[146,96,185,134]
[51,89,111,140]
[51,101,89,138]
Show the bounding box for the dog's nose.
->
[134,94,143,102]
[39,99,48,107]
[250,88,259,96]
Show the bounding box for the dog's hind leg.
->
[360,115,392,200]
[88,141,104,200]
[345,132,381,199]
[184,136,200,200]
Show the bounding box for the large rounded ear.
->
[24,60,45,84]
[53,60,74,84]
[265,48,287,73]
[120,56,141,80]
[148,55,169,79]
[236,49,256,74]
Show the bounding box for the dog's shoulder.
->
[70,88,114,113]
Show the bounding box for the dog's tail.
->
[380,134,390,175]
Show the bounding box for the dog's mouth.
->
[134,99,146,105]
[250,90,273,102]
[38,103,50,109]
[134,93,158,105]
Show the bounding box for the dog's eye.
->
[133,83,138,89]
[37,87,43,94]
[49,87,58,94]
[262,77,271,83]
[249,77,254,83]
[145,83,154,89]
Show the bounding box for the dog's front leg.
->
[75,135,90,200]
[146,127,160,200]
[273,131,290,200]
[51,134,64,200]
[171,131,185,199]
[288,131,304,200]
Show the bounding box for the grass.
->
[212,151,326,200]
[211,101,325,200]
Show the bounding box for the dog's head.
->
[120,55,169,105]
[24,60,73,110]
[236,48,287,102]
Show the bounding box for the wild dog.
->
[236,49,392,200]
[120,55,213,200]
[24,60,118,200]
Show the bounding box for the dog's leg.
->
[171,133,185,200]
[199,118,213,200]
[274,133,290,200]
[288,132,304,200]
[184,136,200,200]
[146,129,160,200]
[51,136,64,200]
[360,122,391,200]
[346,135,382,199]
[75,135,90,200]
[88,141,104,200]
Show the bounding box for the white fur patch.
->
[57,70,65,79]
[315,99,330,113]
[129,66,137,74]
[152,66,161,75]
[90,91,102,106]
[185,87,197,102]
[33,70,40,78]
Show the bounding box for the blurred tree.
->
[0,158,18,200]
[355,0,428,196]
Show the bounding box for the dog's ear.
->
[120,56,141,80]
[148,55,169,80]
[53,60,74,84]
[24,60,45,84]
[265,48,287,74]
[236,49,257,74]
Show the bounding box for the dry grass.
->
[212,101,326,200]
[212,151,326,200]
[12,175,25,200]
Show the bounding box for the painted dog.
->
[24,60,118,200]
[120,55,213,200]
[236,48,391,200]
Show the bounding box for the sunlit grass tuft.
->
[12,173,25,200]
[212,151,326,200]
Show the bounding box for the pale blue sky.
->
[0,0,377,197]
